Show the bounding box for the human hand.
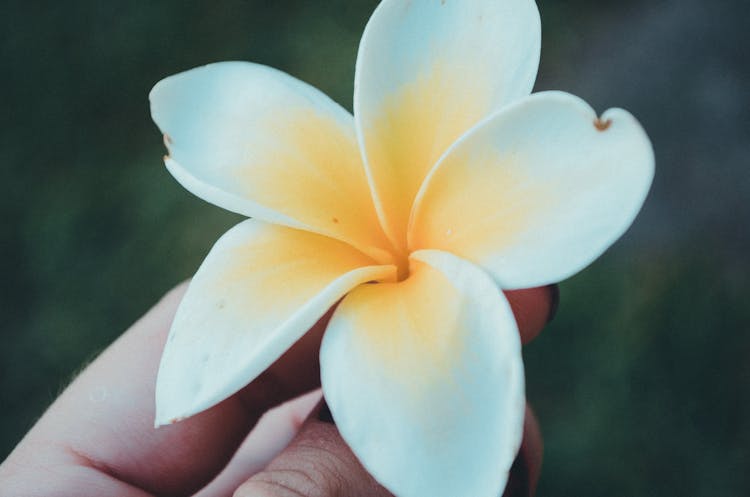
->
[0,282,554,497]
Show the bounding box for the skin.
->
[0,282,553,497]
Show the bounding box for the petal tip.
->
[154,394,199,428]
[153,415,187,429]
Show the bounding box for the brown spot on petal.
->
[163,133,173,147]
[332,217,339,224]
[595,118,612,132]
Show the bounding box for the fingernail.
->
[316,399,335,424]
[502,452,531,497]
[546,284,560,324]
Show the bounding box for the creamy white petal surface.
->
[150,3,655,496]
[320,250,525,497]
[355,0,541,249]
[155,220,395,426]
[410,91,655,289]
[150,61,392,262]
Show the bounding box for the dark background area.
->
[1,0,748,495]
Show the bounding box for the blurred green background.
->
[1,0,748,495]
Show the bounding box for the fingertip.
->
[502,405,543,497]
[504,285,558,344]
[522,405,543,495]
[129,280,190,344]
[156,280,190,311]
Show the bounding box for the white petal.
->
[156,220,395,426]
[410,91,655,289]
[355,0,541,249]
[151,62,392,262]
[320,250,525,497]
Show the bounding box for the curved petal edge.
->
[354,0,542,250]
[155,220,395,426]
[410,91,655,289]
[320,249,525,497]
[151,61,392,262]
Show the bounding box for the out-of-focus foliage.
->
[1,0,747,495]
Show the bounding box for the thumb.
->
[233,402,541,497]
[233,402,393,497]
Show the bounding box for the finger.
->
[503,405,544,497]
[2,280,554,496]
[203,284,554,497]
[232,402,544,497]
[195,389,322,497]
[3,284,244,496]
[0,459,155,497]
[233,402,394,497]
[1,283,332,497]
[505,284,559,344]
[524,405,544,495]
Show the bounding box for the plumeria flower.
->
[149,0,653,495]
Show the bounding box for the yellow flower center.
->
[391,247,411,283]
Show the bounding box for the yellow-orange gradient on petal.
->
[321,249,525,497]
[409,92,654,289]
[156,220,397,424]
[229,108,393,263]
[330,257,467,399]
[360,63,492,252]
[202,222,396,315]
[409,144,547,261]
[151,62,393,264]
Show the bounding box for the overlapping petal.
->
[355,0,541,249]
[320,250,525,497]
[410,91,654,289]
[150,3,655,496]
[155,220,396,426]
[150,61,392,262]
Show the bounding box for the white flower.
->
[149,1,654,496]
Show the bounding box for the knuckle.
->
[235,423,351,497]
[235,467,339,497]
[234,422,393,497]
[233,475,305,497]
